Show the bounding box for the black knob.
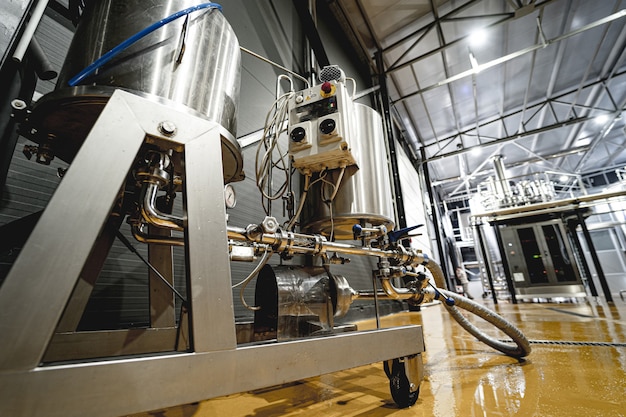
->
[319,118,336,135]
[290,126,306,143]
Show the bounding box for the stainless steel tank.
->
[301,103,395,239]
[30,0,243,182]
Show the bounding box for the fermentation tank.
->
[29,0,244,182]
[301,103,395,239]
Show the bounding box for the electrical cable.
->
[68,2,223,86]
[325,166,346,202]
[234,250,274,311]
[318,167,345,240]
[255,91,294,214]
[286,173,311,230]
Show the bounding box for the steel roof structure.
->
[330,0,626,199]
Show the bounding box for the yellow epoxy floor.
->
[130,299,626,417]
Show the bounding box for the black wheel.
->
[386,358,419,408]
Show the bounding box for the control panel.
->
[288,80,357,173]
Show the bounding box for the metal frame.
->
[0,90,424,417]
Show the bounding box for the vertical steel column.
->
[576,209,612,302]
[184,127,237,351]
[419,147,450,288]
[492,223,518,304]
[375,51,407,230]
[566,218,598,297]
[293,0,330,69]
[474,222,498,304]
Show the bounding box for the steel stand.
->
[0,90,424,417]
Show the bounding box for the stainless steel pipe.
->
[131,224,184,246]
[140,183,185,230]
[226,226,428,267]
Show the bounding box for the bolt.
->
[11,99,26,110]
[158,121,177,137]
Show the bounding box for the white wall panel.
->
[396,141,433,255]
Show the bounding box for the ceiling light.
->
[471,147,482,156]
[559,175,569,182]
[468,29,487,46]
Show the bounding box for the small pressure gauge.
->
[224,184,237,209]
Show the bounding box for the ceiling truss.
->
[333,0,626,199]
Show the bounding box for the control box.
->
[288,80,357,173]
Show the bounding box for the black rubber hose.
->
[425,261,531,358]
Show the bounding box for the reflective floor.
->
[130,296,626,417]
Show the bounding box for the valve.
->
[135,151,171,188]
[387,224,424,244]
[261,216,279,233]
[352,224,387,240]
[428,282,455,306]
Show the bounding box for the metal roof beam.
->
[432,145,590,186]
[425,115,592,162]
[385,0,560,73]
[392,9,626,104]
[420,70,626,153]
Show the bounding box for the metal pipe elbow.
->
[140,182,185,230]
[380,278,416,300]
[131,224,184,246]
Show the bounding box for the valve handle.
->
[429,282,455,306]
[387,224,423,243]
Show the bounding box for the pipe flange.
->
[136,167,170,187]
[274,230,290,254]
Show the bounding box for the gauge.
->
[224,184,237,209]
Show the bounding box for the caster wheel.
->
[384,358,419,408]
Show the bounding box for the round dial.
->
[319,118,336,135]
[290,126,306,142]
[224,184,237,209]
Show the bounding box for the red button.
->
[321,82,332,94]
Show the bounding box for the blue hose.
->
[68,2,223,86]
